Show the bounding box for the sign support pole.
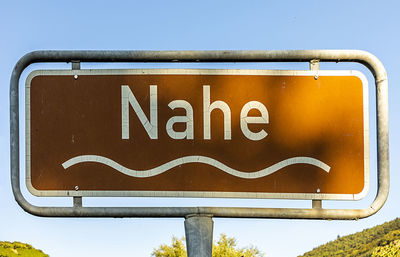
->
[184,214,214,257]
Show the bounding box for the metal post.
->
[184,214,214,257]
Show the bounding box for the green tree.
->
[301,218,400,257]
[212,234,263,257]
[0,241,49,257]
[151,234,264,257]
[152,237,187,257]
[371,240,400,257]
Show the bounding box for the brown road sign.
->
[26,69,368,200]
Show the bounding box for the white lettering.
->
[121,85,158,140]
[240,101,269,141]
[166,100,194,139]
[203,85,231,140]
[121,84,268,141]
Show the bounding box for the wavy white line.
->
[62,155,330,179]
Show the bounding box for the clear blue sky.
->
[1,1,399,256]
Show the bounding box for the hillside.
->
[1,219,399,257]
[300,218,400,257]
[0,241,49,257]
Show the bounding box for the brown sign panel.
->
[26,69,368,200]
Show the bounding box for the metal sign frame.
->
[10,50,389,219]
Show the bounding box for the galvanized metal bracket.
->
[71,60,82,208]
[73,197,82,208]
[309,59,320,70]
[71,60,81,70]
[310,59,322,210]
[10,50,389,219]
[310,58,320,80]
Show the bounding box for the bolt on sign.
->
[26,69,368,200]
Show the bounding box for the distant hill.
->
[0,241,49,257]
[300,218,400,257]
[2,219,399,257]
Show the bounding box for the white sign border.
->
[25,68,369,200]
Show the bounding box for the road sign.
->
[26,69,368,200]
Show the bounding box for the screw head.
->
[74,186,79,191]
[74,75,78,80]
